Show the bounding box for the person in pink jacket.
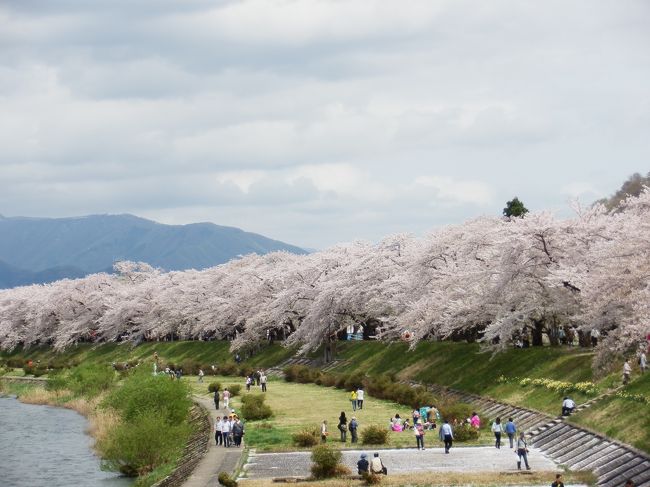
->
[470,412,480,429]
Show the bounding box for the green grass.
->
[0,341,294,370]
[190,376,492,451]
[569,372,650,453]
[331,341,608,415]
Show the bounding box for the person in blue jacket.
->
[505,417,517,449]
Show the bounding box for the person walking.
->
[623,359,632,385]
[213,390,220,410]
[260,372,268,392]
[414,420,425,450]
[222,415,232,447]
[321,420,328,443]
[223,388,231,410]
[370,452,387,475]
[350,389,358,411]
[515,432,530,470]
[214,416,222,446]
[551,473,565,487]
[198,368,204,383]
[491,417,503,449]
[349,416,359,443]
[505,418,517,449]
[439,419,453,453]
[246,376,252,392]
[357,453,369,475]
[232,418,244,447]
[338,411,348,442]
[356,387,365,409]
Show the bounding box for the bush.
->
[292,428,319,447]
[97,412,191,476]
[241,394,273,421]
[180,358,201,375]
[344,372,365,391]
[310,445,349,479]
[45,370,68,393]
[361,425,389,445]
[218,472,238,487]
[439,402,473,424]
[362,472,382,485]
[226,384,241,397]
[208,382,223,393]
[453,423,480,442]
[66,364,116,398]
[104,368,192,424]
[217,362,239,376]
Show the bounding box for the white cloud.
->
[414,176,495,206]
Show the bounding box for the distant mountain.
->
[0,214,306,288]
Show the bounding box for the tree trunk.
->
[531,320,544,346]
[578,330,590,347]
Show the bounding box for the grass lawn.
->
[569,372,650,453]
[190,376,493,452]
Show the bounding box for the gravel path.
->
[243,446,560,479]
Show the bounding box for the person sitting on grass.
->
[470,412,480,429]
[391,414,403,432]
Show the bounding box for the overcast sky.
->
[1,1,649,249]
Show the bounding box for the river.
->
[0,395,133,487]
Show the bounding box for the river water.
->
[0,396,133,487]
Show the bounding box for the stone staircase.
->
[265,356,316,377]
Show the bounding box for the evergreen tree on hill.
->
[596,171,650,210]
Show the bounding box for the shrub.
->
[320,374,337,387]
[97,412,190,476]
[226,384,241,397]
[241,394,273,421]
[292,428,319,447]
[334,374,348,389]
[104,368,192,424]
[217,362,238,376]
[439,402,473,424]
[180,359,201,375]
[310,445,349,479]
[208,382,223,393]
[361,425,389,445]
[66,364,116,398]
[218,472,238,487]
[362,472,382,485]
[45,370,68,393]
[453,423,480,442]
[344,372,365,391]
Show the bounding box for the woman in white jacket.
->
[491,417,503,449]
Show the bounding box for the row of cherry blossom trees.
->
[1,191,648,366]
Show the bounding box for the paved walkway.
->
[243,446,560,479]
[181,394,242,487]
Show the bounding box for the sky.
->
[1,1,649,249]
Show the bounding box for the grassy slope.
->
[0,341,294,369]
[333,341,600,414]
[569,372,650,453]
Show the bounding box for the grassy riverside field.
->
[191,376,493,451]
[2,340,649,453]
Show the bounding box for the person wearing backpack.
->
[338,411,348,442]
[370,452,387,475]
[349,416,359,443]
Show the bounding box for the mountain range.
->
[0,214,306,288]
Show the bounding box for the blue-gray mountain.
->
[0,214,306,288]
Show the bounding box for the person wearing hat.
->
[349,416,359,444]
[357,453,369,475]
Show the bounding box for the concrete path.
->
[181,394,242,487]
[243,446,560,479]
